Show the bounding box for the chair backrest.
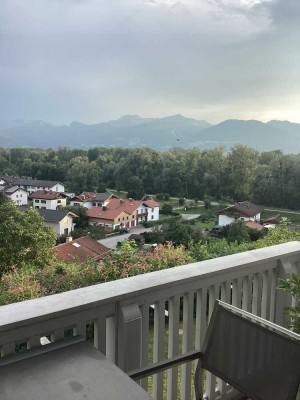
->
[199,300,300,400]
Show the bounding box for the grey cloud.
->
[0,0,299,124]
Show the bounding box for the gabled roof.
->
[55,236,110,263]
[87,207,126,220]
[31,190,67,200]
[218,201,263,218]
[0,175,64,188]
[71,192,116,203]
[37,209,78,223]
[4,186,28,195]
[106,198,143,214]
[143,199,160,208]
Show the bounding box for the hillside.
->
[0,115,299,152]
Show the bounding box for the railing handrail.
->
[1,241,300,332]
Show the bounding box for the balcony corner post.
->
[117,302,142,373]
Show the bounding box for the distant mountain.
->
[195,119,292,152]
[0,115,299,152]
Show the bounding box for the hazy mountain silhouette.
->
[0,115,299,152]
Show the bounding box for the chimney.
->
[66,236,73,243]
[103,206,107,211]
[120,199,124,204]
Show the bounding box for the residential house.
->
[87,207,132,230]
[70,192,117,208]
[142,199,160,222]
[218,201,263,226]
[105,198,160,226]
[37,209,77,237]
[1,186,28,206]
[0,176,65,194]
[31,190,68,210]
[55,236,110,263]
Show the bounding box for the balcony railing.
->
[1,241,300,399]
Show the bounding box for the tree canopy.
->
[0,201,56,274]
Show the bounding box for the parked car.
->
[119,228,129,234]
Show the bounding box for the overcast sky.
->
[0,0,299,125]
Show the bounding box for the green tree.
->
[126,176,144,199]
[227,221,250,244]
[0,202,56,274]
[278,273,300,333]
[67,156,99,193]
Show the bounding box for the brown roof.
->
[55,236,110,263]
[31,190,67,200]
[106,199,143,214]
[143,199,160,208]
[244,221,264,231]
[218,201,263,218]
[87,206,127,220]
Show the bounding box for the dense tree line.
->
[1,145,300,209]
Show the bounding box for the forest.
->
[1,144,300,210]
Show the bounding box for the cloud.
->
[0,0,299,124]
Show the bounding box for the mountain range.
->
[0,115,299,153]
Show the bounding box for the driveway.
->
[98,225,153,249]
[181,213,200,221]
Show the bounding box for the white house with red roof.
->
[218,201,263,226]
[70,192,117,208]
[31,190,68,210]
[87,207,132,230]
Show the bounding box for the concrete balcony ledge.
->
[0,241,299,400]
[1,241,300,332]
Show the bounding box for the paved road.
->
[181,213,200,221]
[98,226,153,249]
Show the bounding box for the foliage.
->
[161,203,173,215]
[278,272,300,333]
[3,145,300,209]
[0,242,193,305]
[0,201,56,274]
[178,197,185,206]
[63,205,88,228]
[227,220,250,244]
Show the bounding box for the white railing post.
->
[117,302,142,373]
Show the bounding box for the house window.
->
[132,215,134,218]
[118,218,120,221]
[35,199,40,203]
[41,200,46,204]
[57,200,61,204]
[152,208,154,212]
[20,194,22,197]
[56,186,59,191]
[41,206,46,209]
[127,217,128,220]
[93,202,96,206]
[151,216,154,219]
[16,194,18,198]
[35,206,39,209]
[64,228,69,235]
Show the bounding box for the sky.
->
[0,0,300,125]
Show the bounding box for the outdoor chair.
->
[129,300,300,400]
[194,300,300,400]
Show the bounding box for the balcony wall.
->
[1,241,300,400]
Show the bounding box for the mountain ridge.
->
[0,115,299,153]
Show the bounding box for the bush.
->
[278,272,300,333]
[161,203,173,215]
[178,197,185,206]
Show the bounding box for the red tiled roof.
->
[143,199,160,208]
[106,199,143,214]
[31,190,66,200]
[244,221,264,231]
[87,206,126,220]
[55,236,110,263]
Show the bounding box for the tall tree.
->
[0,202,56,274]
